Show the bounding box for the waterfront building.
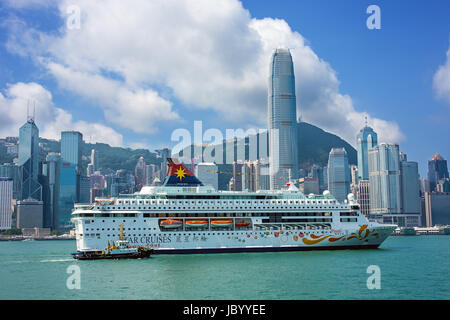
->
[18,117,42,201]
[268,48,299,189]
[40,153,60,229]
[15,199,43,228]
[195,163,219,190]
[427,153,449,192]
[58,162,77,228]
[424,192,450,226]
[327,148,350,202]
[399,157,421,226]
[0,164,20,199]
[135,157,146,192]
[357,124,378,180]
[0,178,13,230]
[368,143,402,222]
[59,131,83,229]
[355,179,370,217]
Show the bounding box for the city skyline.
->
[0,0,448,179]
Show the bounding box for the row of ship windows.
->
[75,212,339,219]
[95,205,346,211]
[115,199,338,205]
[80,230,332,238]
[85,227,157,231]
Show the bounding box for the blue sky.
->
[0,0,449,177]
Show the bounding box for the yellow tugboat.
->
[72,225,153,260]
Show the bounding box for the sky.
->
[0,0,449,177]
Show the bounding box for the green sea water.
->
[0,236,449,300]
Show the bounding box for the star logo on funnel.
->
[175,167,186,181]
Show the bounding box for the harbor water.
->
[0,236,449,300]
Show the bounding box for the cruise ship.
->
[71,159,396,254]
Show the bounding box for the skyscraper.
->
[427,153,449,192]
[327,148,350,202]
[399,156,421,226]
[59,131,83,229]
[357,124,378,180]
[0,164,20,199]
[268,48,299,189]
[0,178,13,230]
[61,131,83,173]
[18,117,42,201]
[40,153,60,229]
[368,143,401,216]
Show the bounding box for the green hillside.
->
[298,122,357,168]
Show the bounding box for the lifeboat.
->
[211,220,233,228]
[235,222,250,228]
[185,220,208,228]
[159,219,183,229]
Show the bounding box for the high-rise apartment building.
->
[368,143,402,215]
[0,178,13,230]
[0,164,19,199]
[268,48,299,189]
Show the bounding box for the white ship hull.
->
[72,199,396,254]
[71,160,396,254]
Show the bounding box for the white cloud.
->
[45,62,179,134]
[5,0,405,145]
[0,82,124,146]
[433,45,450,104]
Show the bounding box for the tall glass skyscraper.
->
[40,153,60,229]
[327,148,350,202]
[18,118,42,200]
[368,143,401,215]
[357,124,378,180]
[61,131,83,172]
[268,48,298,189]
[59,131,83,229]
[427,153,449,192]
